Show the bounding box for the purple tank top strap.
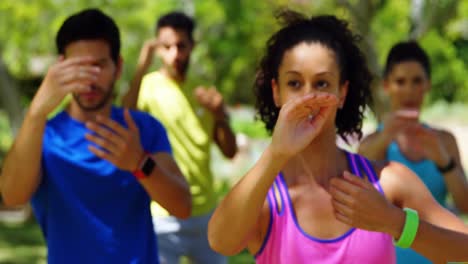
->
[266,175,287,217]
[357,155,378,183]
[355,153,385,195]
[255,186,275,258]
[266,186,276,214]
[346,151,362,178]
[274,173,290,216]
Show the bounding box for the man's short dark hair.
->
[156,12,195,43]
[56,8,120,63]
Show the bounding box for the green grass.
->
[229,250,255,264]
[0,219,46,264]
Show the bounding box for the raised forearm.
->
[139,155,192,219]
[358,132,392,161]
[214,119,237,158]
[121,65,147,109]
[0,110,46,206]
[384,205,468,263]
[443,167,468,213]
[411,220,468,263]
[1,56,102,205]
[122,39,157,109]
[208,146,286,255]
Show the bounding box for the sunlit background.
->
[1,0,467,263]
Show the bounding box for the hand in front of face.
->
[330,171,402,234]
[85,109,144,172]
[270,92,338,159]
[403,124,450,167]
[30,56,100,119]
[194,86,225,118]
[137,38,159,70]
[381,109,419,141]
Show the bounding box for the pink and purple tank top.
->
[255,152,396,264]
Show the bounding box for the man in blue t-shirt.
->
[0,8,191,264]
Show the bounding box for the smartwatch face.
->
[141,156,156,176]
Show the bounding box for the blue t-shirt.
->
[31,106,171,264]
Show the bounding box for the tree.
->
[1,0,467,144]
[337,0,468,118]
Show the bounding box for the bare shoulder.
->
[368,150,468,227]
[369,159,426,207]
[359,130,379,144]
[432,128,456,142]
[434,127,462,160]
[434,128,457,145]
[358,131,387,159]
[366,158,388,178]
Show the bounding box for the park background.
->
[0,0,468,263]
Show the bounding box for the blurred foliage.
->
[1,2,468,263]
[0,219,46,264]
[1,0,468,106]
[227,104,271,139]
[0,112,12,158]
[231,118,270,139]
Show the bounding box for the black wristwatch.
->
[437,158,456,174]
[133,152,156,179]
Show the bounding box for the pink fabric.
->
[255,153,396,264]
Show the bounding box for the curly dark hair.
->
[383,41,431,79]
[254,9,373,141]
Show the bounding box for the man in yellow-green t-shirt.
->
[122,11,237,264]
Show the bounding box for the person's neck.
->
[160,68,186,86]
[283,128,348,189]
[66,102,112,123]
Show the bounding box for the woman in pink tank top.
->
[255,153,396,264]
[208,9,468,264]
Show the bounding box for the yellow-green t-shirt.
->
[138,71,216,217]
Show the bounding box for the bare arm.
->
[0,111,46,206]
[121,39,157,109]
[438,131,468,213]
[358,131,392,161]
[208,93,338,255]
[330,161,468,263]
[121,66,145,109]
[208,146,284,255]
[194,87,238,158]
[138,152,191,218]
[0,57,99,206]
[213,110,237,159]
[385,162,468,262]
[358,110,419,160]
[410,221,468,263]
[400,126,468,213]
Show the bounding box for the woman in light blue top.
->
[359,41,468,264]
